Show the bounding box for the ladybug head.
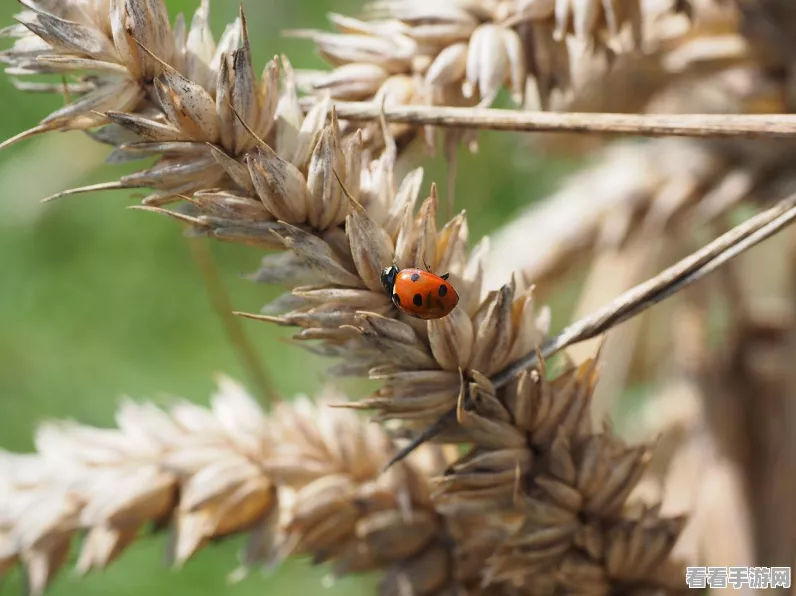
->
[380,265,399,296]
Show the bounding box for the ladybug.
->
[380,264,459,320]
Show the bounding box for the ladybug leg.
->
[441,272,449,280]
[422,256,432,272]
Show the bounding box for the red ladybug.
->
[380,265,459,320]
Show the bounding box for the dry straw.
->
[3,0,796,595]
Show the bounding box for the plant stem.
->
[328,101,796,140]
[491,191,796,388]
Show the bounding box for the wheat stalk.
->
[325,102,796,139]
[494,189,796,385]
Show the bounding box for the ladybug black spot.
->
[392,293,401,305]
[413,293,423,307]
[438,284,448,297]
[410,273,420,282]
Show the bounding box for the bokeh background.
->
[0,1,582,594]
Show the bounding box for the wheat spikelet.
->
[289,0,692,155]
[294,0,686,107]
[0,375,274,594]
[433,359,689,594]
[265,391,459,596]
[0,377,461,596]
[0,0,177,146]
[517,0,757,156]
[241,148,551,438]
[0,363,691,596]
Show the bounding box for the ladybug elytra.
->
[380,265,459,320]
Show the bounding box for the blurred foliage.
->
[0,0,580,594]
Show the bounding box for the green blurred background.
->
[0,1,578,594]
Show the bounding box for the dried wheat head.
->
[0,378,463,596]
[291,0,691,154]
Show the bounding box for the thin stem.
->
[386,192,796,468]
[328,101,796,140]
[491,192,796,388]
[187,236,279,407]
